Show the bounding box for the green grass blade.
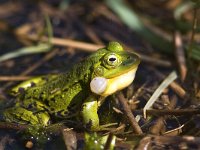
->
[143,71,178,118]
[0,43,52,62]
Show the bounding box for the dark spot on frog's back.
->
[85,119,93,130]
[27,103,34,109]
[18,87,25,94]
[49,108,55,112]
[30,82,36,87]
[63,111,68,115]
[49,97,56,103]
[54,110,69,117]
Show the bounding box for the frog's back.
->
[24,49,106,98]
[18,51,105,115]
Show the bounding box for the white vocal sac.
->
[90,77,108,95]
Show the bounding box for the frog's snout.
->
[130,53,140,64]
[122,53,140,67]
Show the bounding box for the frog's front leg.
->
[81,94,99,131]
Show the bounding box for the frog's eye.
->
[106,54,120,66]
[103,53,121,69]
[108,55,117,64]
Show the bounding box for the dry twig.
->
[20,33,104,52]
[0,122,27,130]
[117,92,143,134]
[135,109,200,116]
[174,31,187,81]
[0,76,32,81]
[149,95,177,135]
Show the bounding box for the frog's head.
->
[90,41,140,96]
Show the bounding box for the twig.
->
[134,109,200,116]
[117,92,143,134]
[140,54,171,67]
[169,82,186,99]
[0,76,32,81]
[135,135,200,150]
[174,31,187,81]
[44,37,104,51]
[22,34,104,52]
[111,124,126,133]
[163,124,184,135]
[0,122,27,130]
[149,95,177,135]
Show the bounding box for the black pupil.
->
[109,57,116,62]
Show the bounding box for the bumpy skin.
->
[2,42,140,131]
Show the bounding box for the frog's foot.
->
[17,124,50,147]
[21,123,63,146]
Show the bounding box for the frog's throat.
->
[100,67,137,97]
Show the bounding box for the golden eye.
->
[103,53,121,69]
[107,54,118,65]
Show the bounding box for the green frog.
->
[2,41,140,131]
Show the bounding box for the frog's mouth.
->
[90,67,138,96]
